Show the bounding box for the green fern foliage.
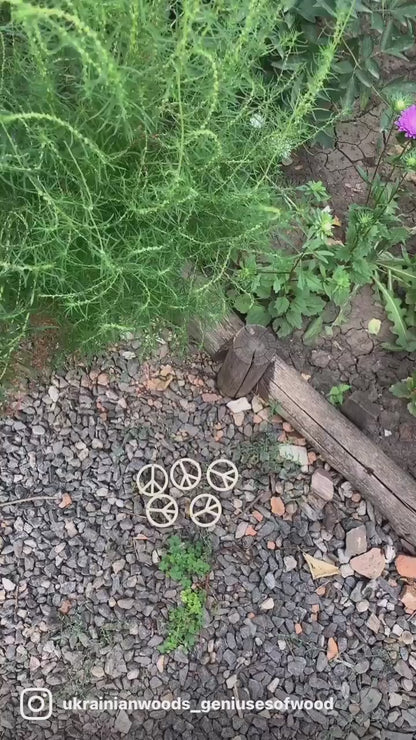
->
[0,0,349,379]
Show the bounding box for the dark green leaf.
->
[390,380,411,398]
[233,294,252,314]
[380,19,394,51]
[271,296,290,317]
[360,36,373,59]
[365,58,380,79]
[343,76,358,109]
[286,307,304,329]
[393,4,416,20]
[335,60,355,74]
[303,315,323,343]
[371,12,384,32]
[355,68,373,88]
[384,35,415,56]
[313,0,337,17]
[246,304,270,326]
[254,275,274,299]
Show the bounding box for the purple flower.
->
[395,104,416,138]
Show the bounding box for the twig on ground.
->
[0,495,57,508]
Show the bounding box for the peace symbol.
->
[145,494,178,528]
[136,464,168,496]
[189,493,222,528]
[206,459,238,492]
[170,458,201,491]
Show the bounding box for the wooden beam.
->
[259,359,416,547]
[190,311,416,548]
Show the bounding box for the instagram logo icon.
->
[20,688,53,721]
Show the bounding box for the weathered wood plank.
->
[217,325,276,397]
[190,308,416,547]
[259,360,416,546]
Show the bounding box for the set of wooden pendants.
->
[136,458,239,528]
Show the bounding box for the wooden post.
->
[217,325,276,398]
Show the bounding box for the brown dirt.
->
[281,105,416,479]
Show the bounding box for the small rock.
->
[395,554,416,579]
[287,657,306,677]
[227,398,251,413]
[112,559,125,574]
[117,599,134,610]
[284,556,297,572]
[389,693,403,708]
[311,350,330,369]
[260,597,274,611]
[32,425,46,436]
[366,613,380,633]
[360,687,382,714]
[400,584,416,614]
[65,520,78,538]
[355,659,369,675]
[114,710,131,735]
[29,656,41,672]
[226,675,238,689]
[311,469,334,503]
[48,386,59,402]
[264,573,276,590]
[267,677,279,693]
[350,548,385,579]
[395,659,413,680]
[91,666,105,679]
[346,525,367,558]
[356,600,369,613]
[2,578,15,592]
[251,396,263,414]
[235,521,248,540]
[232,412,244,427]
[270,497,285,516]
[340,564,354,578]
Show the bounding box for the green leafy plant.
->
[0,0,349,384]
[159,535,212,652]
[267,0,416,145]
[390,372,416,416]
[232,99,416,352]
[159,587,206,654]
[328,383,351,405]
[159,535,211,588]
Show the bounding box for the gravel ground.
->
[1,339,416,740]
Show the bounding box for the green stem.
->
[365,122,394,206]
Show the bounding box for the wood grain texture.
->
[217,325,276,397]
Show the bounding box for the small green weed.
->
[159,587,206,654]
[390,372,416,417]
[159,535,212,653]
[159,535,211,588]
[328,384,351,406]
